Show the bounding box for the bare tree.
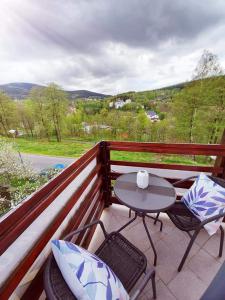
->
[193,50,223,80]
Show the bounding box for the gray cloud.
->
[0,0,225,93]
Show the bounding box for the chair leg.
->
[146,213,163,231]
[129,208,131,218]
[152,271,157,299]
[154,212,160,225]
[219,225,224,257]
[178,230,199,272]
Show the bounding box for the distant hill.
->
[0,82,110,100]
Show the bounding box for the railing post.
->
[213,129,225,178]
[99,141,112,207]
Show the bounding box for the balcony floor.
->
[88,204,225,300]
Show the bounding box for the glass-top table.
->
[114,172,176,265]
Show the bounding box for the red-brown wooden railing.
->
[106,141,225,204]
[0,140,225,300]
[0,142,107,300]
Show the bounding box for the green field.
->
[8,137,212,166]
[11,138,94,157]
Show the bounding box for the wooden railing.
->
[0,143,106,300]
[106,141,225,204]
[0,140,225,300]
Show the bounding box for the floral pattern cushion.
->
[182,173,225,235]
[51,240,130,300]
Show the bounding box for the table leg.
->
[142,216,157,266]
[116,212,137,233]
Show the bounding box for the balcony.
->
[0,140,225,300]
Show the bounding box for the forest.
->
[0,51,225,146]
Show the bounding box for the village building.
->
[146,110,160,122]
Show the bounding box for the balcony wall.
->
[0,144,104,300]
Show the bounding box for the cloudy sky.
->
[0,0,225,94]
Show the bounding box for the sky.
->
[0,0,225,94]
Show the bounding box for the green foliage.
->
[0,91,17,136]
[0,139,63,216]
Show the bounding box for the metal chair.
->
[44,220,156,299]
[166,175,225,271]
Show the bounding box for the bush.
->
[0,140,61,216]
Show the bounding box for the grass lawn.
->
[4,137,212,165]
[12,138,94,158]
[111,151,211,166]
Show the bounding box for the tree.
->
[29,87,51,140]
[0,92,17,136]
[192,50,224,144]
[17,100,35,137]
[204,77,225,143]
[44,83,69,142]
[171,83,203,143]
[193,50,223,81]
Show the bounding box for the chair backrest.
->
[209,176,225,188]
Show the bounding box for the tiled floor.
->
[88,204,225,300]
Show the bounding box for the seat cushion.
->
[182,173,225,235]
[51,240,129,300]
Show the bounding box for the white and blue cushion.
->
[51,240,129,300]
[182,173,225,235]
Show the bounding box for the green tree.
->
[44,83,69,142]
[17,100,35,137]
[29,87,51,140]
[171,83,203,143]
[0,92,17,136]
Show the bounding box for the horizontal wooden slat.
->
[110,160,221,173]
[107,141,225,156]
[0,164,101,300]
[77,192,103,246]
[0,144,99,237]
[81,195,104,249]
[0,150,99,255]
[21,177,103,300]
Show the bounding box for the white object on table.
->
[136,170,149,189]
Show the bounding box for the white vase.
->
[136,170,149,189]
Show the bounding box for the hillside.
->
[0,82,110,100]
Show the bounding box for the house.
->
[83,123,111,134]
[146,110,160,122]
[115,99,125,109]
[109,102,114,108]
[114,98,132,109]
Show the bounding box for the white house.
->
[114,98,132,109]
[146,110,160,122]
[115,99,125,109]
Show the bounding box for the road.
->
[21,153,76,172]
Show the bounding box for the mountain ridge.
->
[0,82,110,100]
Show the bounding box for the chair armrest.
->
[130,269,155,300]
[63,220,108,241]
[199,211,225,228]
[172,176,197,187]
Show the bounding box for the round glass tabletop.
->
[114,172,176,213]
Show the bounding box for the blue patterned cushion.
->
[182,173,225,235]
[51,240,130,300]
